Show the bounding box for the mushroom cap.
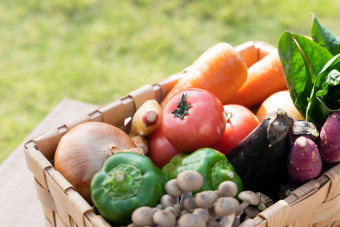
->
[245,206,260,219]
[195,191,218,208]
[153,210,176,227]
[214,197,240,217]
[193,208,210,222]
[165,179,184,197]
[238,191,260,206]
[178,214,206,227]
[127,224,138,227]
[183,196,196,211]
[214,190,221,198]
[161,194,176,207]
[218,181,238,197]
[208,205,218,218]
[131,206,154,226]
[156,203,165,210]
[177,170,203,192]
[165,206,176,216]
[174,203,183,210]
[181,210,190,216]
[207,218,222,227]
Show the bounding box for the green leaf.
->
[306,54,340,128]
[317,69,340,109]
[278,32,306,117]
[311,14,340,56]
[293,35,333,79]
[171,94,191,119]
[278,32,333,119]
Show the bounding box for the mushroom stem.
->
[240,201,249,209]
[231,216,240,227]
[220,213,236,227]
[180,192,192,204]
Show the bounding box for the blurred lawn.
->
[1,0,340,162]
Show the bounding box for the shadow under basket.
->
[24,41,340,227]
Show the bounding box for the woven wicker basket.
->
[24,41,340,227]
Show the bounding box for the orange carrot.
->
[224,50,287,108]
[160,42,248,108]
[235,41,276,68]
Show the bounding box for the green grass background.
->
[1,0,340,163]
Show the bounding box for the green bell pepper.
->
[91,152,167,225]
[162,148,243,194]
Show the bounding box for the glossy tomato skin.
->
[213,104,260,155]
[162,88,226,152]
[148,127,181,168]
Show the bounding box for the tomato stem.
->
[225,112,232,122]
[172,94,191,119]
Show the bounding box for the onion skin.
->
[54,122,136,203]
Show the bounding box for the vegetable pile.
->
[53,14,340,226]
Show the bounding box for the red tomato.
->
[213,104,260,155]
[162,88,226,152]
[148,127,181,168]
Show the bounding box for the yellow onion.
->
[54,121,137,203]
[256,90,304,122]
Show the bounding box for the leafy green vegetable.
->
[311,14,340,55]
[278,32,332,118]
[278,14,340,128]
[306,55,340,127]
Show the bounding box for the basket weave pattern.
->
[24,42,340,227]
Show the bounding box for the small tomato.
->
[148,127,181,168]
[213,104,260,155]
[162,88,226,152]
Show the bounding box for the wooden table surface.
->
[0,98,97,227]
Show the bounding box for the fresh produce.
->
[278,14,340,129]
[53,25,340,225]
[54,122,139,203]
[91,152,167,225]
[162,148,243,194]
[289,120,319,144]
[148,127,182,168]
[311,14,340,56]
[129,171,253,227]
[160,42,248,107]
[256,90,304,122]
[130,135,149,155]
[162,88,226,152]
[130,99,162,136]
[225,51,287,107]
[227,109,294,196]
[287,136,322,184]
[235,40,276,67]
[318,112,340,164]
[213,104,260,155]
